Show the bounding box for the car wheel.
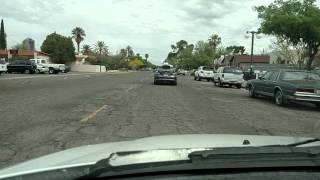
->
[218,79,223,87]
[24,69,30,74]
[248,85,256,98]
[194,76,197,80]
[197,76,201,81]
[236,84,241,89]
[314,103,320,109]
[49,68,54,74]
[275,90,287,106]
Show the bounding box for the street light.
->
[246,30,260,75]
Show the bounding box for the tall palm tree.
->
[145,53,149,61]
[126,45,134,57]
[208,34,221,50]
[95,41,107,55]
[82,44,91,55]
[72,27,86,53]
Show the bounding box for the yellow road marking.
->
[80,105,107,123]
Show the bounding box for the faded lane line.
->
[80,105,107,123]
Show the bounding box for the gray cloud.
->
[179,0,242,27]
[0,0,64,24]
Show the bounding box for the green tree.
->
[126,45,134,57]
[82,44,92,55]
[95,41,108,55]
[72,27,86,53]
[256,0,320,70]
[128,58,144,69]
[0,19,6,49]
[208,34,221,50]
[226,46,245,55]
[11,43,28,50]
[41,33,76,64]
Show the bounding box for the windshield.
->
[281,72,320,81]
[2,0,320,179]
[203,67,213,71]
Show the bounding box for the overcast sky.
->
[1,0,313,65]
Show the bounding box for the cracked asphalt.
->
[1,71,320,169]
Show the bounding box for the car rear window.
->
[281,72,320,80]
[223,68,243,74]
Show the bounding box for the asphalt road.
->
[1,71,320,168]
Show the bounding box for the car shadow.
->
[249,95,320,112]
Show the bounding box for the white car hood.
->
[0,134,318,179]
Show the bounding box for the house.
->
[219,55,270,70]
[0,49,49,61]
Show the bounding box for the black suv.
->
[7,60,37,74]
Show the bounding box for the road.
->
[1,71,320,168]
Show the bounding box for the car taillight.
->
[296,88,314,93]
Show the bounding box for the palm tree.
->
[126,45,134,57]
[95,41,107,55]
[82,44,91,54]
[72,27,86,53]
[208,34,221,50]
[145,53,149,61]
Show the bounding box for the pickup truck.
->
[7,60,37,74]
[194,66,214,81]
[30,59,65,74]
[213,67,244,89]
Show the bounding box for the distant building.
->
[0,49,49,61]
[218,55,270,70]
[22,38,35,50]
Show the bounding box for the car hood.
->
[0,134,318,179]
[283,80,320,88]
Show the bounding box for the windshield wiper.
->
[77,146,320,179]
[262,138,320,147]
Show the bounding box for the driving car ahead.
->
[247,70,320,106]
[194,66,214,81]
[154,64,177,85]
[1,134,320,180]
[213,67,244,89]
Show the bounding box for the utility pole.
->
[246,31,259,77]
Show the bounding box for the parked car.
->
[213,67,244,89]
[177,69,187,75]
[62,65,71,73]
[0,60,7,75]
[7,60,37,74]
[247,70,320,106]
[194,66,214,81]
[35,64,49,74]
[30,59,65,74]
[154,64,177,85]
